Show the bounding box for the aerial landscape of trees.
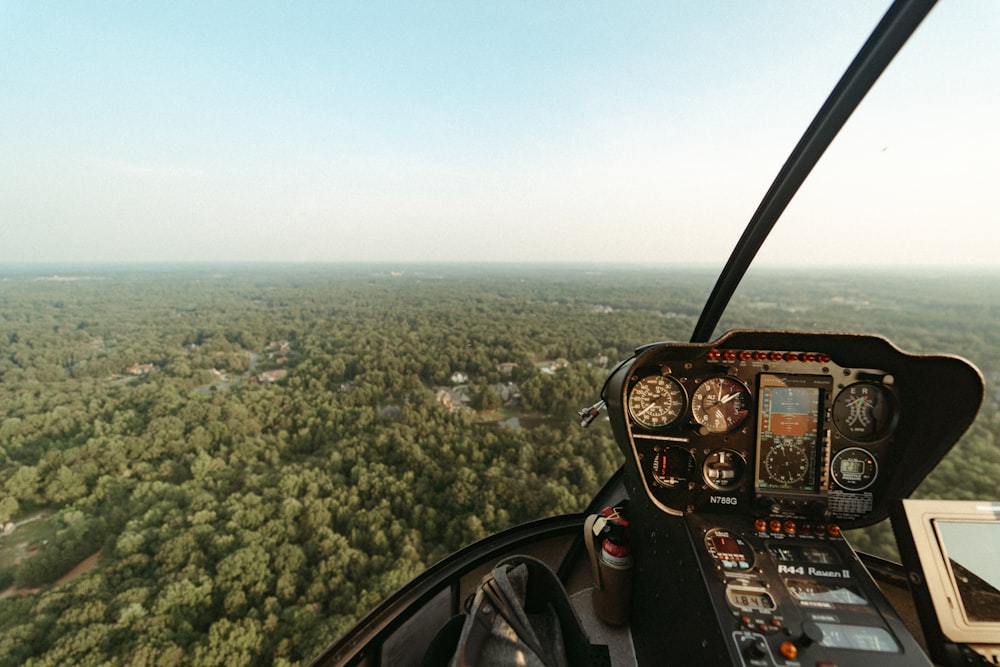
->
[0,264,997,665]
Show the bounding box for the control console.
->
[689,513,926,666]
[603,330,983,666]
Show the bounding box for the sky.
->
[2,1,999,267]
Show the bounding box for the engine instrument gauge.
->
[691,377,751,433]
[832,382,895,442]
[651,445,695,488]
[628,374,686,429]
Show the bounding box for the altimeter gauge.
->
[628,374,686,429]
[691,376,751,433]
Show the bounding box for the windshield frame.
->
[691,0,936,343]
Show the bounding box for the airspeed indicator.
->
[628,375,686,429]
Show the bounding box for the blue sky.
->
[2,2,998,266]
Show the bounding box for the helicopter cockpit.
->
[601,329,983,666]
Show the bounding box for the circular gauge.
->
[628,374,686,429]
[691,377,751,433]
[763,440,809,486]
[704,528,754,570]
[703,449,747,490]
[831,447,878,491]
[651,445,695,488]
[832,382,895,442]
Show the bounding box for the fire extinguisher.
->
[584,505,632,626]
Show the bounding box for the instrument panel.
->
[604,330,983,528]
[623,342,894,521]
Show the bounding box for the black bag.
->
[425,555,609,667]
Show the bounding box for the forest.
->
[0,263,998,666]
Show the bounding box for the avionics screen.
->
[756,375,827,493]
[934,520,1000,623]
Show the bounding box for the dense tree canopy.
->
[0,265,997,665]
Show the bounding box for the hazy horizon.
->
[3,259,998,276]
